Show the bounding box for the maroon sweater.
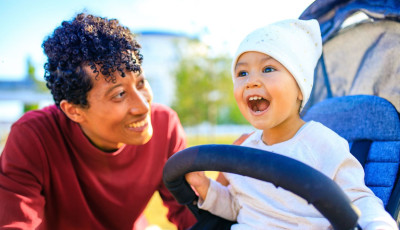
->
[0,103,196,229]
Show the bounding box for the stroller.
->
[163,0,400,229]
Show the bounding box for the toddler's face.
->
[233,51,302,133]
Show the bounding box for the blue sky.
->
[0,0,314,81]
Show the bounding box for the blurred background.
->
[0,0,314,228]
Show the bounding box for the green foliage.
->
[27,57,48,92]
[24,57,49,113]
[171,40,248,126]
[23,104,39,112]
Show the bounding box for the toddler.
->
[185,19,397,230]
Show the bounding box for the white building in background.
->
[136,30,195,106]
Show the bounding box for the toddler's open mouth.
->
[247,96,270,113]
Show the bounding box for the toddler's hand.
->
[185,171,210,200]
[185,171,208,187]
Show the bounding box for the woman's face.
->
[76,66,153,151]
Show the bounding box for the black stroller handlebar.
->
[163,144,360,230]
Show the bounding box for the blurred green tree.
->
[171,39,248,126]
[27,57,48,93]
[23,57,48,112]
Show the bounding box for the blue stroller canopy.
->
[300,0,400,113]
[300,0,400,42]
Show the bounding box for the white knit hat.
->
[231,19,322,111]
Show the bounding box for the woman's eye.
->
[237,71,248,77]
[137,79,145,89]
[115,91,126,98]
[263,67,276,73]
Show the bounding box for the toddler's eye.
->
[263,67,276,73]
[237,71,248,77]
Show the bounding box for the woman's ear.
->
[60,100,85,123]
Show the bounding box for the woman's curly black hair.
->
[42,12,143,108]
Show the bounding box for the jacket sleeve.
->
[334,156,398,230]
[158,108,196,230]
[197,179,240,221]
[330,139,398,230]
[0,123,46,229]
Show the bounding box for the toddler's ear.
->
[298,91,303,101]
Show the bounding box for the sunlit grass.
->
[143,134,239,230]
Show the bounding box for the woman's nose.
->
[129,91,150,115]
